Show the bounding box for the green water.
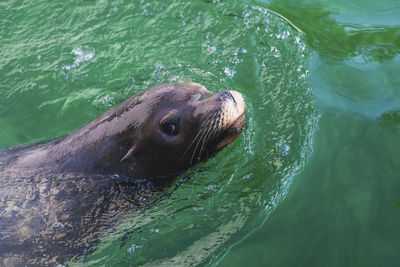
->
[0,0,399,266]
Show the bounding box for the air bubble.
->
[193,207,203,212]
[127,244,141,253]
[280,144,290,157]
[62,46,95,70]
[224,67,236,78]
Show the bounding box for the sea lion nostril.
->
[219,91,237,105]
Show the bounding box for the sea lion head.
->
[121,82,245,178]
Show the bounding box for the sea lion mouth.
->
[214,112,245,150]
[230,112,245,129]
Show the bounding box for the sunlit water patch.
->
[0,0,317,265]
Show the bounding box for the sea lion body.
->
[0,82,245,265]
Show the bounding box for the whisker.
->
[190,112,219,164]
[182,129,203,158]
[182,112,214,158]
[197,122,217,162]
[196,125,213,163]
[196,112,220,163]
[190,127,209,165]
[208,117,222,142]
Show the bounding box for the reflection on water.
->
[266,0,400,127]
[258,0,400,62]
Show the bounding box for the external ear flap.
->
[120,145,135,162]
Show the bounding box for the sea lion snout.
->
[228,90,245,114]
[219,91,236,104]
[210,90,245,151]
[217,90,245,127]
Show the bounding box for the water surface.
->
[0,0,399,266]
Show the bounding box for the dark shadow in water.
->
[394,196,400,209]
[377,109,400,134]
[264,0,400,62]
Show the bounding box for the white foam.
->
[63,46,95,70]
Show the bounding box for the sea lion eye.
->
[161,119,180,136]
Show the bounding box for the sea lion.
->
[0,82,245,265]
